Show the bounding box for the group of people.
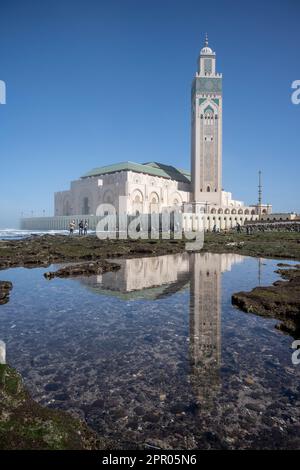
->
[69,219,89,236]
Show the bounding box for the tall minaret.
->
[191,35,223,206]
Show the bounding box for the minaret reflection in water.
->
[189,253,244,405]
[79,252,244,404]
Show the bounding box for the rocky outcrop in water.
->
[232,264,300,338]
[0,281,12,305]
[44,260,120,279]
[0,235,186,270]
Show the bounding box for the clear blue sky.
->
[0,0,299,228]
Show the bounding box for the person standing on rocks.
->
[83,220,88,236]
[78,219,84,236]
[69,220,76,236]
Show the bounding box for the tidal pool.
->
[0,252,299,449]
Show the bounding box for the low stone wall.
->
[21,212,259,233]
[21,215,103,231]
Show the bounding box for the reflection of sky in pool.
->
[0,252,299,449]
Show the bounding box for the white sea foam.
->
[0,229,70,240]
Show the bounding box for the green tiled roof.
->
[81,161,191,183]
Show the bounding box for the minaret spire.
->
[258,170,262,206]
[204,32,209,47]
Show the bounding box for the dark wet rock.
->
[0,280,12,305]
[143,412,161,423]
[90,399,105,409]
[1,232,300,274]
[245,402,264,413]
[44,260,120,279]
[112,408,127,420]
[0,235,187,271]
[134,406,144,416]
[53,392,69,401]
[45,382,61,392]
[202,431,225,448]
[170,402,187,414]
[185,401,200,414]
[232,266,300,338]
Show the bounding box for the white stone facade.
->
[55,168,191,217]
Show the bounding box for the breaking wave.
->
[0,229,70,240]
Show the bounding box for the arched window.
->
[132,189,144,215]
[149,192,159,214]
[207,186,210,192]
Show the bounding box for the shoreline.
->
[0,231,300,272]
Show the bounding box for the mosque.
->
[53,37,272,230]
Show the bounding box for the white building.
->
[54,37,272,230]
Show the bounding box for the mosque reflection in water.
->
[79,252,244,405]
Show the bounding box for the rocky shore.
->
[232,264,300,338]
[0,235,186,270]
[0,281,12,305]
[203,231,300,259]
[0,363,117,450]
[0,231,300,273]
[44,259,120,279]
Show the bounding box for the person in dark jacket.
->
[78,219,84,236]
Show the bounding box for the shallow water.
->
[0,252,300,449]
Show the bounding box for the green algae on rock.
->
[0,281,12,305]
[0,364,115,450]
[1,232,300,273]
[44,259,120,279]
[203,232,300,260]
[0,235,186,270]
[232,264,300,338]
